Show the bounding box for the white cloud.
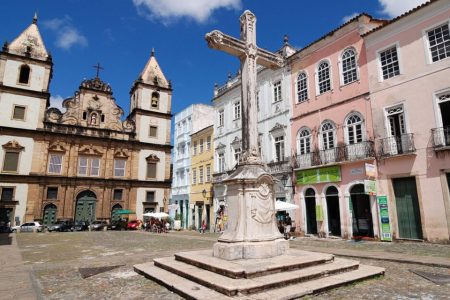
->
[378,0,430,18]
[43,16,88,50]
[342,12,359,24]
[132,0,242,24]
[49,95,66,112]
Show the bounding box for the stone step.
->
[153,256,361,296]
[134,261,384,300]
[175,249,334,279]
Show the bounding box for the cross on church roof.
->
[93,63,104,78]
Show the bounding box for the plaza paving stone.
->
[7,231,450,299]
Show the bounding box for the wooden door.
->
[393,177,422,240]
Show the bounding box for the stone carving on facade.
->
[48,141,67,152]
[146,154,160,162]
[79,144,103,155]
[114,149,129,158]
[45,108,63,123]
[80,77,112,93]
[215,142,226,151]
[250,182,275,224]
[122,118,136,132]
[2,140,25,151]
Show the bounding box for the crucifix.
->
[93,63,104,78]
[206,10,284,165]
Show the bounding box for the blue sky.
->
[1,0,428,116]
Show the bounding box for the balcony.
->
[266,160,292,175]
[431,127,450,150]
[379,134,416,158]
[295,141,375,169]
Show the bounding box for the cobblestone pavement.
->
[13,231,450,299]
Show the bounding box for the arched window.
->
[297,128,311,155]
[346,113,363,144]
[151,92,159,108]
[342,49,358,85]
[320,121,335,150]
[297,72,308,102]
[317,61,331,94]
[18,65,30,84]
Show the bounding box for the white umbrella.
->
[275,200,299,211]
[143,212,170,219]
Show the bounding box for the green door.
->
[75,196,96,223]
[393,177,423,240]
[0,208,12,225]
[111,205,122,223]
[43,204,57,226]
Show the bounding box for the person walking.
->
[284,213,292,240]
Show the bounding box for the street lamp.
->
[202,189,207,198]
[281,175,288,187]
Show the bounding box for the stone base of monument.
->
[213,239,289,260]
[134,249,384,299]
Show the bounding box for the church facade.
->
[0,16,172,226]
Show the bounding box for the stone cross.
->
[93,62,104,78]
[206,10,284,165]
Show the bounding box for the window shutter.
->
[147,162,157,178]
[3,152,19,172]
[13,106,26,120]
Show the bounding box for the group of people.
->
[144,218,170,233]
[278,213,294,240]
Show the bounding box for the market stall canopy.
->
[275,200,299,211]
[113,209,135,215]
[143,212,170,219]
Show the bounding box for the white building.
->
[212,39,296,225]
[171,104,214,229]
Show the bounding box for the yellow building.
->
[189,125,214,231]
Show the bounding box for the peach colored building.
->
[364,0,450,243]
[289,15,384,239]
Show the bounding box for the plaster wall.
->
[3,60,46,91]
[0,135,34,175]
[0,93,44,129]
[0,182,28,226]
[138,150,166,181]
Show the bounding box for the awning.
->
[113,209,135,215]
[275,200,299,211]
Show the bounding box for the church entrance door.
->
[75,191,96,224]
[43,204,57,226]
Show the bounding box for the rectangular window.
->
[90,158,100,176]
[12,105,26,120]
[233,102,241,120]
[234,147,241,165]
[78,157,88,176]
[193,168,197,184]
[114,159,126,177]
[297,73,308,103]
[48,153,63,174]
[200,139,204,153]
[146,191,155,202]
[78,157,100,176]
[146,162,157,179]
[46,187,58,200]
[206,136,211,151]
[380,46,400,80]
[218,153,225,173]
[275,136,285,162]
[193,141,198,155]
[206,165,211,182]
[199,167,204,184]
[149,125,158,137]
[0,187,14,201]
[273,81,282,102]
[113,189,123,201]
[219,110,224,127]
[427,23,450,63]
[2,152,19,172]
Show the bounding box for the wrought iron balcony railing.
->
[266,159,292,175]
[295,141,375,169]
[431,127,450,149]
[378,134,415,157]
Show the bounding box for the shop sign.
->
[296,166,341,185]
[350,167,364,175]
[364,180,376,195]
[377,196,392,242]
[365,163,376,177]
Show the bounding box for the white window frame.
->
[200,139,204,153]
[233,147,241,166]
[273,80,282,103]
[344,112,364,145]
[316,59,332,95]
[274,135,285,162]
[193,141,198,156]
[297,127,312,155]
[296,71,308,103]
[423,20,450,64]
[206,136,211,151]
[78,156,101,177]
[319,121,336,150]
[217,152,225,173]
[48,153,63,174]
[11,105,27,121]
[218,109,224,127]
[199,167,204,184]
[377,42,402,82]
[233,101,241,120]
[206,164,211,182]
[114,158,126,177]
[192,168,197,184]
[383,102,409,137]
[339,48,359,86]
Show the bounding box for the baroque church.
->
[0,15,172,226]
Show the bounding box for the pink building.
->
[289,15,384,239]
[364,0,450,243]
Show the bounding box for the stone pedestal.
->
[213,164,288,260]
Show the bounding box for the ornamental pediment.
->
[114,149,129,158]
[215,143,226,150]
[2,140,25,151]
[231,136,241,147]
[78,145,103,155]
[48,141,68,152]
[146,154,160,163]
[269,123,286,135]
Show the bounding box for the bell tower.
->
[0,13,53,130]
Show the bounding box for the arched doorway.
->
[326,186,341,236]
[111,204,122,223]
[75,190,96,223]
[350,184,373,238]
[304,188,317,234]
[43,204,57,226]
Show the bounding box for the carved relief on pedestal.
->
[250,182,275,224]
